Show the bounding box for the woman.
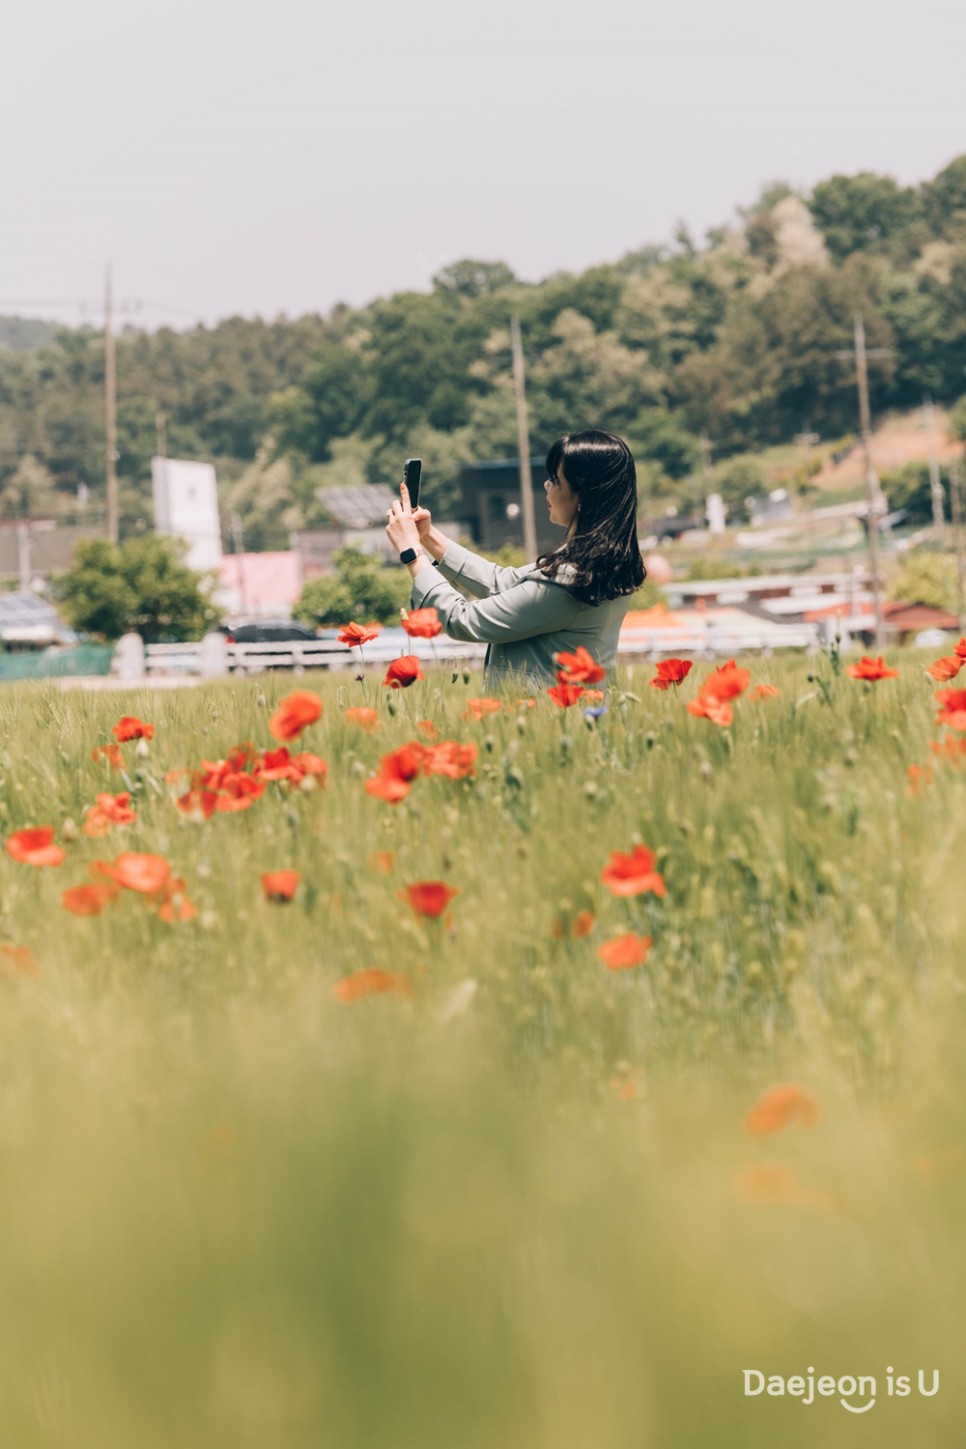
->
[385,429,646,691]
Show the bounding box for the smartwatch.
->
[399,547,419,565]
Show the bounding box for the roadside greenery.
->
[53,534,217,642]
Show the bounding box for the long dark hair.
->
[535,429,646,606]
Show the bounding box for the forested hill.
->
[2,156,965,547]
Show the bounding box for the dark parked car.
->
[218,618,320,644]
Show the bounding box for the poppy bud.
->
[462,669,471,684]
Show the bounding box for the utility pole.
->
[17,521,30,593]
[230,510,249,614]
[950,455,965,631]
[104,264,119,544]
[923,396,946,535]
[510,317,538,560]
[850,314,886,649]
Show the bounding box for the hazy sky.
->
[3,0,964,329]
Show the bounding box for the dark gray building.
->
[458,459,561,552]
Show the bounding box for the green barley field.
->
[0,654,963,1448]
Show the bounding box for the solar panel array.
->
[316,485,397,528]
[0,592,63,632]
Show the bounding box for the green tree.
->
[891,551,958,611]
[432,260,517,299]
[878,463,934,526]
[714,455,767,521]
[54,535,217,642]
[809,172,924,260]
[922,155,966,233]
[625,408,700,480]
[268,341,372,461]
[293,547,410,626]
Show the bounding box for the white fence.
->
[143,636,488,678]
[140,621,819,679]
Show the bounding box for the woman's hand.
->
[411,505,433,544]
[385,480,422,555]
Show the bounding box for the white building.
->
[151,457,223,573]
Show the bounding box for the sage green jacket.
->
[409,540,631,691]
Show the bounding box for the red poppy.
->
[261,869,300,902]
[547,682,585,707]
[255,746,296,780]
[0,943,40,977]
[383,656,424,689]
[399,881,459,918]
[649,658,693,690]
[554,646,605,685]
[417,719,437,738]
[332,968,412,1003]
[402,607,442,639]
[344,707,381,731]
[423,741,477,779]
[156,875,198,922]
[364,775,413,803]
[927,655,963,683]
[175,788,219,821]
[597,933,652,970]
[846,655,899,681]
[368,850,395,874]
[730,1163,833,1210]
[935,688,966,730]
[94,852,171,895]
[686,694,733,727]
[213,772,266,812]
[364,740,431,801]
[269,690,323,742]
[600,844,666,898]
[930,734,966,763]
[292,752,328,787]
[5,827,66,867]
[907,763,934,795]
[113,716,154,742]
[463,698,502,721]
[752,683,780,699]
[744,1083,820,1136]
[338,622,381,647]
[83,792,137,838]
[551,909,596,940]
[91,743,124,768]
[701,659,750,701]
[514,698,536,709]
[955,637,966,660]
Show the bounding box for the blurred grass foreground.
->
[0,654,964,1448]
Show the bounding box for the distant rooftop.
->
[316,485,397,529]
[0,591,70,643]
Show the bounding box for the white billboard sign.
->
[151,457,223,573]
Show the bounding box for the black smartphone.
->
[403,458,421,509]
